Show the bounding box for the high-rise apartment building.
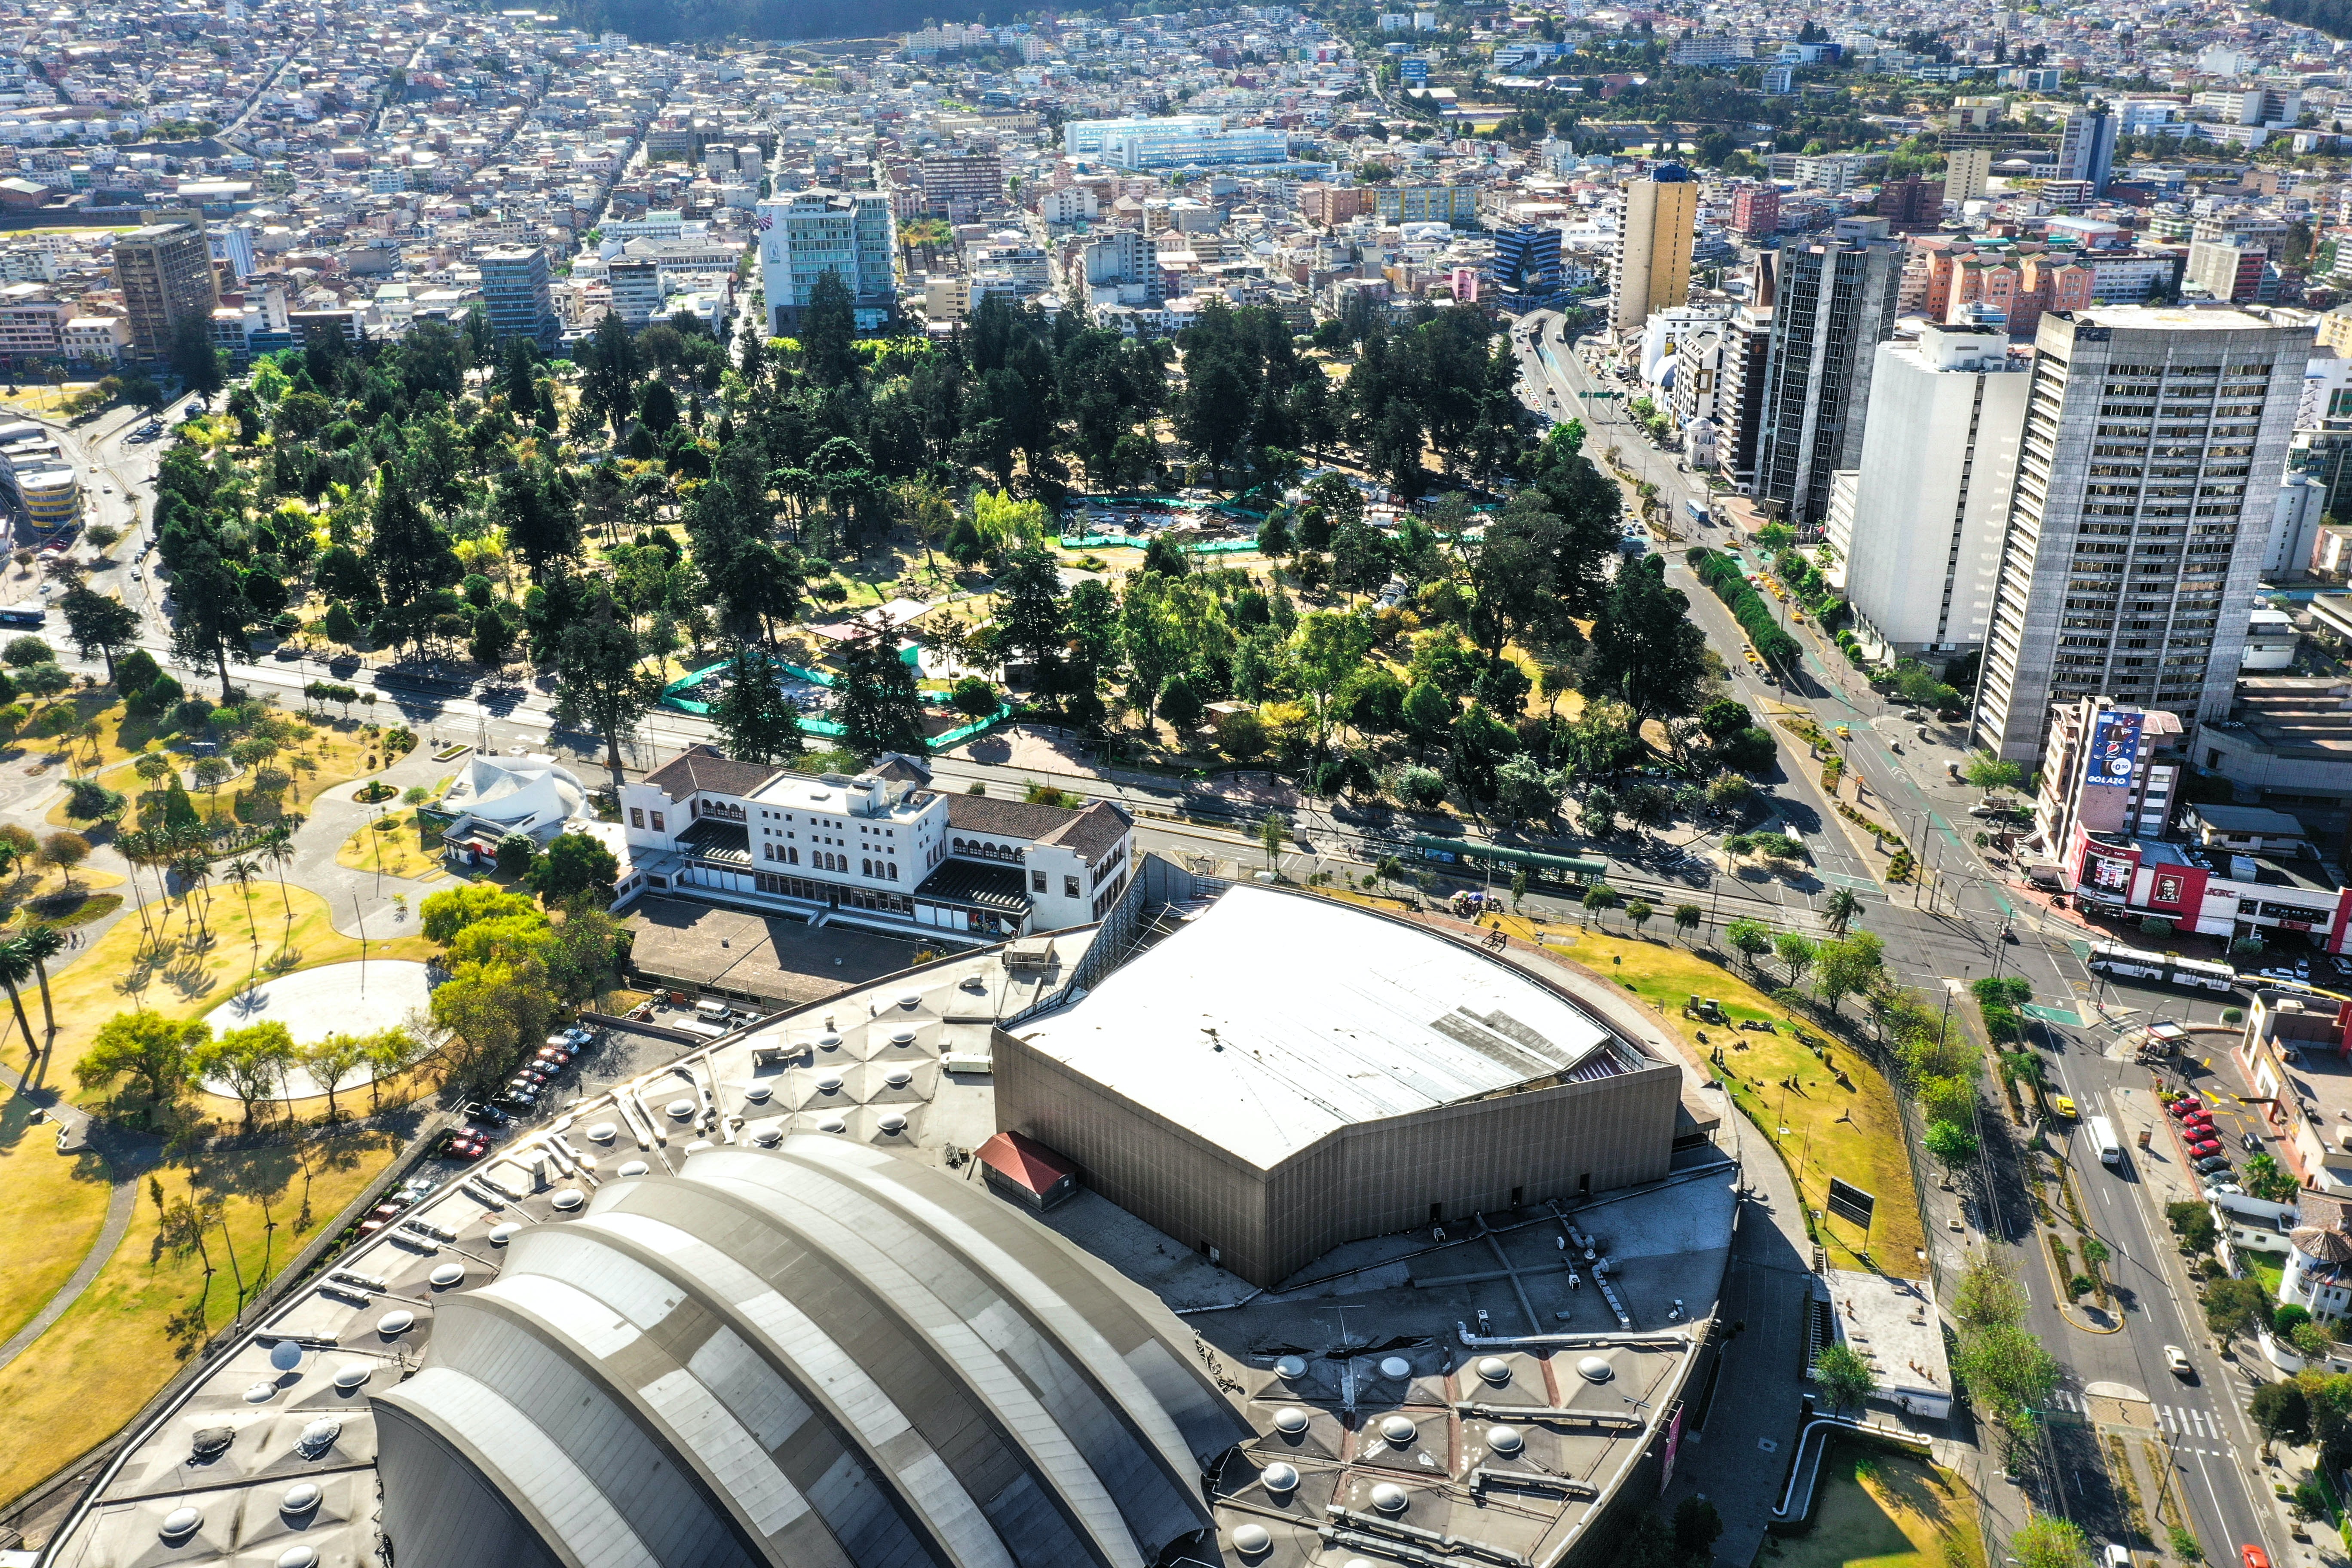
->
[756,190,898,333]
[2053,108,2117,195]
[1609,166,1697,336]
[1752,236,1904,526]
[477,246,560,348]
[112,220,218,358]
[919,150,1004,218]
[1972,306,2314,763]
[1827,323,2030,660]
[1730,183,1779,240]
[1944,147,1993,207]
[1873,175,1943,234]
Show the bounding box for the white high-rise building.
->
[1972,306,2315,764]
[755,190,897,334]
[1828,322,2030,662]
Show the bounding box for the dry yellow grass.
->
[334,811,448,882]
[0,1092,112,1349]
[40,708,386,832]
[1321,891,1926,1271]
[0,1125,397,1507]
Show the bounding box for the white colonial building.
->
[619,747,1135,943]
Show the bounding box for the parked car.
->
[438,1132,488,1161]
[2195,1154,2233,1175]
[464,1100,511,1127]
[493,1087,537,1111]
[2169,1096,2204,1118]
[2205,1183,2245,1197]
[2188,1139,2223,1159]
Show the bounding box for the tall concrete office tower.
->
[2054,107,2117,195]
[113,218,218,359]
[1944,147,1993,207]
[1827,322,2030,663]
[1753,235,1905,527]
[1609,165,1697,337]
[1972,306,2313,764]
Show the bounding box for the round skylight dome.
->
[666,1099,695,1120]
[585,1122,618,1142]
[1231,1522,1273,1554]
[1371,1481,1409,1513]
[1274,1354,1308,1380]
[616,1160,649,1178]
[1577,1356,1614,1382]
[550,1188,585,1212]
[1379,1355,1412,1380]
[1273,1406,1309,1434]
[1260,1461,1299,1493]
[1488,1425,1525,1454]
[377,1309,416,1335]
[877,1112,909,1135]
[278,1547,320,1568]
[280,1483,321,1514]
[160,1507,201,1540]
[429,1263,465,1288]
[1379,1414,1417,1446]
[1476,1356,1511,1384]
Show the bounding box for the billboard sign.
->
[2082,846,2136,902]
[2086,708,2143,789]
[1826,1178,1876,1229]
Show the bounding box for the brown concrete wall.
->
[993,1028,1684,1287]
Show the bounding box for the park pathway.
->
[0,1060,146,1374]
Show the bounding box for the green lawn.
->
[1770,1441,1984,1568]
[2245,1252,2285,1298]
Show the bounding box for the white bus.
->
[2086,943,2238,995]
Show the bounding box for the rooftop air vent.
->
[190,1428,233,1461]
[296,1418,342,1458]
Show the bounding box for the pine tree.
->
[832,635,926,759]
[710,646,805,763]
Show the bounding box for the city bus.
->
[2085,942,2239,995]
[0,607,46,630]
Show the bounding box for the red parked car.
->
[2189,1139,2223,1159]
[2170,1097,2204,1118]
[438,1132,488,1161]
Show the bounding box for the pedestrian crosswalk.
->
[2043,1389,2233,1452]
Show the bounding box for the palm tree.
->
[0,940,39,1062]
[173,852,213,943]
[260,825,297,942]
[222,859,260,992]
[115,827,156,947]
[17,922,62,1044]
[1823,887,1862,937]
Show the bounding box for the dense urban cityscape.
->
[14,2,2352,1568]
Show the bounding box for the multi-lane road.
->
[1513,311,2293,1565]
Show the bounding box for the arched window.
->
[862,858,873,877]
[952,837,966,852]
[887,862,897,880]
[789,847,799,865]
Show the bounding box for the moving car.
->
[2049,1094,2078,1120]
[2165,1345,2192,1378]
[2244,1547,2271,1568]
[2242,1131,2264,1153]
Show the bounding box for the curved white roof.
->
[438,753,585,827]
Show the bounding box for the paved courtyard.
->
[199,960,435,1097]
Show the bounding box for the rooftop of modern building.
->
[1013,886,1661,1173]
[33,886,1736,1568]
[2207,676,2352,763]
[2067,301,2296,332]
[2091,831,2345,892]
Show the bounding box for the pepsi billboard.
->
[2085,708,2142,790]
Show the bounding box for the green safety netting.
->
[658,652,1012,751]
